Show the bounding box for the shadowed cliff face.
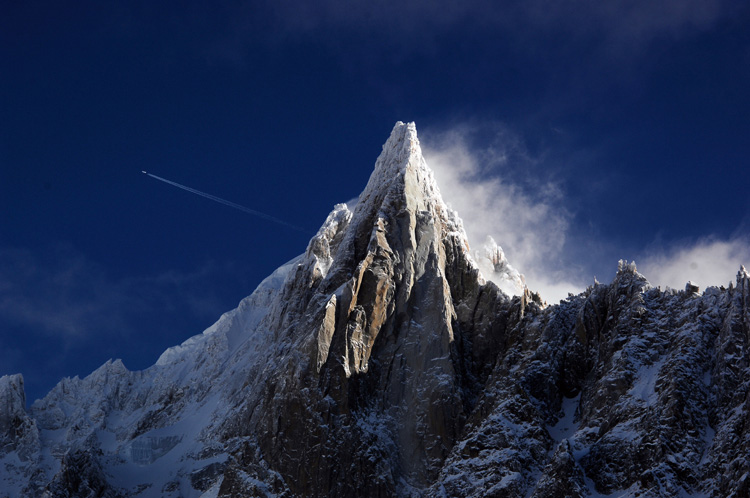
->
[4,123,750,498]
[433,264,750,498]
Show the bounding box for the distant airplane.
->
[142,170,311,235]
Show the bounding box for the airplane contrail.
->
[142,171,311,235]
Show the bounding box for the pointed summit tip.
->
[379,121,423,170]
[368,121,446,197]
[389,121,418,141]
[350,121,456,234]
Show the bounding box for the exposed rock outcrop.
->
[219,122,513,496]
[0,374,38,458]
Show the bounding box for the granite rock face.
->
[431,261,750,497]
[217,122,518,497]
[0,374,36,455]
[2,123,750,497]
[0,374,41,494]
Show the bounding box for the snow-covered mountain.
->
[2,122,749,497]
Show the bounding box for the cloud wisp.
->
[153,0,744,70]
[639,237,750,291]
[420,123,750,301]
[421,123,587,302]
[256,0,739,46]
[0,245,242,343]
[0,243,267,400]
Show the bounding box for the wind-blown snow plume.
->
[143,171,311,235]
[640,237,750,291]
[421,125,584,302]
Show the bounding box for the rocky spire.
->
[236,121,507,496]
[354,121,452,222]
[0,374,39,464]
[305,121,474,378]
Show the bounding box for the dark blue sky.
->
[2,0,749,402]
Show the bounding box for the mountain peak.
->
[359,122,439,200]
[306,122,467,291]
[376,121,421,174]
[352,121,456,231]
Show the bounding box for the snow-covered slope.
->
[2,123,750,498]
[4,253,301,497]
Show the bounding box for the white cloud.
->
[418,123,750,302]
[420,124,586,303]
[638,237,750,291]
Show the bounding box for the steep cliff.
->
[433,262,750,497]
[216,121,523,497]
